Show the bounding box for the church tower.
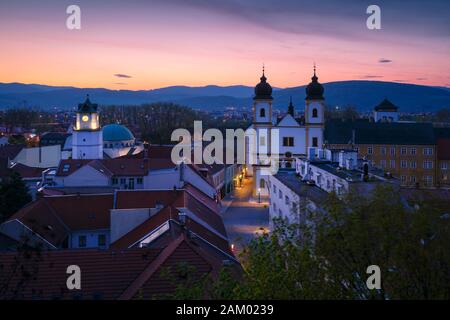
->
[253,66,273,125]
[305,65,325,149]
[249,66,274,197]
[72,95,103,159]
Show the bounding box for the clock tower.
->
[72,95,103,159]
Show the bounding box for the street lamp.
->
[257,188,261,203]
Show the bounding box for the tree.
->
[168,185,449,300]
[435,108,450,123]
[0,171,32,222]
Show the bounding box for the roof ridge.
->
[117,234,185,300]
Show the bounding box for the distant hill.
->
[0,81,449,112]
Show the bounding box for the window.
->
[401,160,407,168]
[285,196,290,205]
[410,161,417,169]
[423,160,433,169]
[312,137,318,147]
[273,202,277,211]
[390,147,396,156]
[129,178,135,190]
[279,189,282,199]
[401,147,407,155]
[401,175,407,184]
[312,108,318,118]
[137,177,143,185]
[423,175,433,186]
[112,177,118,184]
[410,148,417,155]
[78,235,87,248]
[98,234,106,247]
[410,176,416,183]
[120,178,126,184]
[259,178,265,189]
[367,146,373,155]
[259,136,266,146]
[292,202,298,214]
[278,209,282,217]
[283,137,294,147]
[273,185,277,193]
[63,164,70,173]
[380,160,386,168]
[423,148,433,156]
[390,160,396,169]
[380,147,386,156]
[441,162,448,170]
[260,108,266,117]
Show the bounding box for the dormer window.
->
[260,108,265,117]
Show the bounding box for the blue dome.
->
[102,124,134,141]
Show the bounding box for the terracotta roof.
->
[56,157,175,178]
[114,189,227,238]
[437,138,450,160]
[0,144,24,160]
[0,234,238,299]
[0,248,161,300]
[56,159,91,176]
[10,163,46,179]
[110,206,232,257]
[7,194,114,247]
[115,190,184,209]
[110,206,175,249]
[148,145,176,159]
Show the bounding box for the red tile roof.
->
[0,248,161,300]
[110,206,176,249]
[8,194,114,247]
[115,189,227,238]
[115,190,184,209]
[0,234,237,300]
[10,163,46,179]
[56,157,176,178]
[437,138,450,160]
[0,144,24,160]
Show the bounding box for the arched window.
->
[312,137,318,147]
[260,108,266,117]
[260,178,265,189]
[312,108,318,118]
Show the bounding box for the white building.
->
[72,96,104,160]
[63,95,143,160]
[268,169,327,227]
[295,148,397,196]
[373,98,399,122]
[246,66,325,197]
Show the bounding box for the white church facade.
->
[245,67,326,197]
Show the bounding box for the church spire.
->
[288,96,294,116]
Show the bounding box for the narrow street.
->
[221,177,270,253]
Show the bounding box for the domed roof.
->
[254,67,273,100]
[305,66,324,101]
[102,124,134,142]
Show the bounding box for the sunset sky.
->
[0,0,449,90]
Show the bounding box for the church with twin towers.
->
[245,66,325,197]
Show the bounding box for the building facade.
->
[246,66,325,197]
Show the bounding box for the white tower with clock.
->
[72,95,103,159]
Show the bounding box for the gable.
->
[63,165,109,187]
[277,114,301,127]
